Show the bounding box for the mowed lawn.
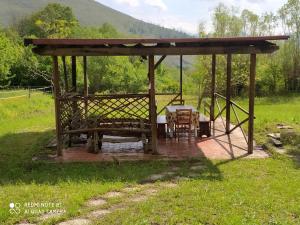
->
[0,93,300,225]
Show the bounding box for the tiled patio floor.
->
[56,118,269,162]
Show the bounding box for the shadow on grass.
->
[287,150,300,169]
[0,131,223,185]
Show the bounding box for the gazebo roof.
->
[24,35,289,56]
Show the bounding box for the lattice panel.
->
[59,94,150,133]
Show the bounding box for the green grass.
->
[0,92,300,224]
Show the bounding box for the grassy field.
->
[0,92,300,224]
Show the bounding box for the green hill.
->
[0,0,191,38]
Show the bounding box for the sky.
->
[95,0,286,35]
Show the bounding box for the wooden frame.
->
[25,36,288,155]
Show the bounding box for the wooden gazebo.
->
[25,36,288,156]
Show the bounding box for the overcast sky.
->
[95,0,286,35]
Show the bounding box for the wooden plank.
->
[24,36,289,46]
[65,127,151,134]
[52,56,63,156]
[32,45,280,56]
[226,54,232,134]
[210,54,216,121]
[154,55,166,70]
[180,55,183,102]
[83,56,88,118]
[62,56,68,92]
[71,56,77,92]
[149,55,158,154]
[248,54,256,154]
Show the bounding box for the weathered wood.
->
[149,55,158,154]
[157,93,181,115]
[215,93,252,116]
[25,36,289,46]
[32,45,280,56]
[154,55,166,70]
[65,127,151,134]
[231,103,248,143]
[270,137,283,147]
[210,54,216,121]
[71,56,77,92]
[52,56,63,156]
[226,54,232,134]
[62,56,68,92]
[83,56,88,118]
[180,55,183,102]
[157,115,167,138]
[248,54,256,154]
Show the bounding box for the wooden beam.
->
[33,45,279,56]
[83,56,88,118]
[180,55,183,102]
[71,56,77,92]
[24,35,290,47]
[148,55,158,154]
[210,54,216,121]
[154,55,167,70]
[248,54,256,154]
[62,56,68,92]
[226,54,232,134]
[52,56,63,156]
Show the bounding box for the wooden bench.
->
[157,115,167,138]
[198,114,211,137]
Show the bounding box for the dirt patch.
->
[86,198,107,207]
[103,191,124,199]
[39,211,64,221]
[129,195,148,202]
[122,187,141,192]
[58,218,91,225]
[88,209,111,218]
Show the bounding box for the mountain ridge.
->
[0,0,192,38]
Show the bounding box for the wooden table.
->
[165,105,199,137]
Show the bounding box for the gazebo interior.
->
[25,36,288,161]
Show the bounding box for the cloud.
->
[144,0,167,11]
[114,0,167,11]
[115,0,140,7]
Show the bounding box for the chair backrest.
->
[172,99,185,106]
[176,109,192,124]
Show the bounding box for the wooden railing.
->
[59,94,150,135]
[156,92,182,115]
[203,93,253,143]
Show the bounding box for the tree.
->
[17,3,78,38]
[278,0,300,91]
[0,30,22,86]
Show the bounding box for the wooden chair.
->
[172,99,185,106]
[175,109,192,140]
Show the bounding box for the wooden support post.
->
[154,55,167,70]
[248,54,256,154]
[52,56,63,156]
[71,56,77,92]
[83,56,88,118]
[180,55,183,102]
[210,54,216,122]
[62,56,68,92]
[226,54,232,134]
[149,55,158,154]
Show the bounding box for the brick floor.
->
[55,118,269,162]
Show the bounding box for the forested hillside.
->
[0,0,190,38]
[0,0,299,102]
